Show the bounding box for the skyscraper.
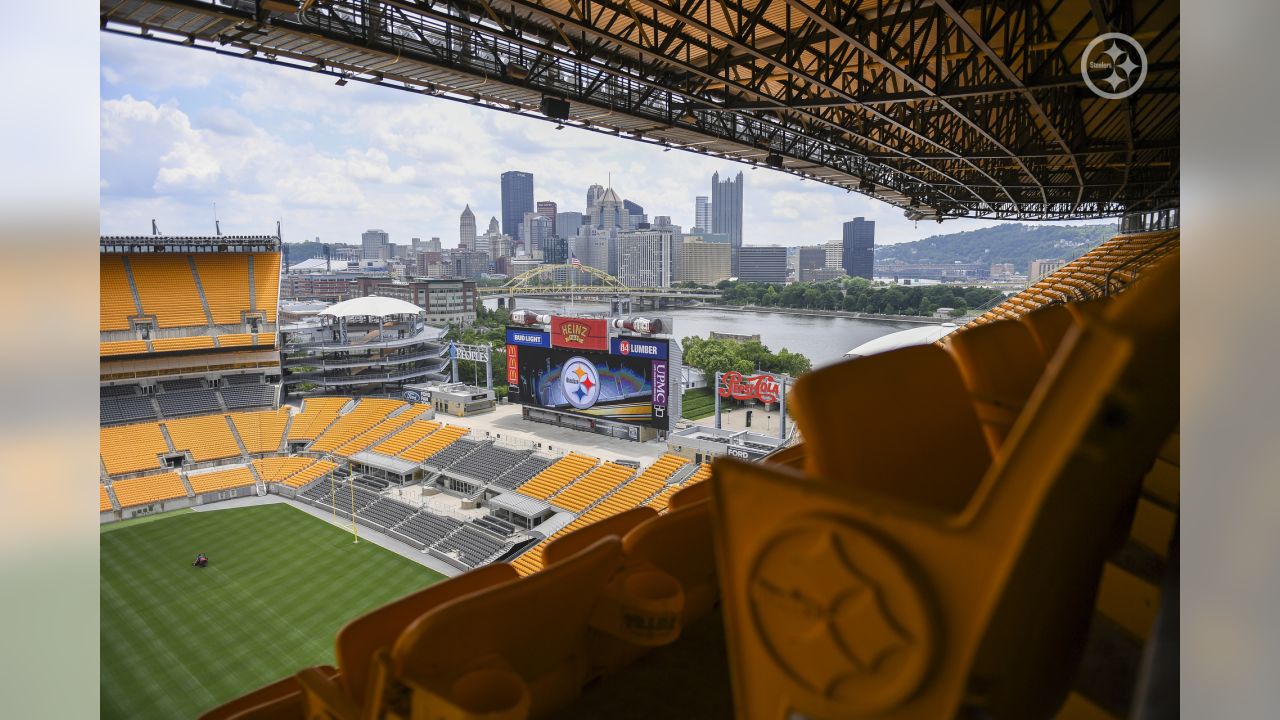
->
[623,199,647,226]
[694,196,712,233]
[361,229,389,260]
[487,216,500,235]
[588,185,627,275]
[841,216,875,280]
[711,171,744,274]
[501,171,534,242]
[556,212,584,241]
[521,212,553,256]
[651,215,683,286]
[680,237,732,285]
[738,246,787,283]
[618,230,672,289]
[459,204,476,250]
[586,184,605,213]
[542,235,569,265]
[536,201,558,236]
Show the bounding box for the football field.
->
[101,503,445,719]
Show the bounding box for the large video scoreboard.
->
[506,317,672,430]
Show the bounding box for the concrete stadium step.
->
[246,254,257,313]
[149,396,163,420]
[225,414,253,460]
[158,423,177,453]
[185,255,216,327]
[278,413,294,453]
[177,472,196,498]
[119,255,145,316]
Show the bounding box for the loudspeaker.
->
[540,96,571,120]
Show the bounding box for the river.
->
[484,299,921,368]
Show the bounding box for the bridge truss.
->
[101,0,1178,220]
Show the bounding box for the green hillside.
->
[875,222,1117,273]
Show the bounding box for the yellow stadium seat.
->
[382,538,624,720]
[1020,303,1077,362]
[197,666,338,720]
[946,319,1047,453]
[101,422,171,476]
[110,472,187,508]
[622,499,717,625]
[129,254,208,328]
[101,255,138,331]
[708,253,1178,720]
[335,564,520,708]
[542,507,658,570]
[789,344,992,515]
[253,253,282,322]
[164,414,241,462]
[100,340,147,356]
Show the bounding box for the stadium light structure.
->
[765,153,784,169]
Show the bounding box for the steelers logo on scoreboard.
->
[560,356,601,410]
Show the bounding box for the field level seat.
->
[335,563,519,707]
[789,343,992,515]
[946,319,1047,453]
[541,507,657,569]
[197,666,337,720]
[1020,303,1076,361]
[384,538,624,719]
[709,255,1178,719]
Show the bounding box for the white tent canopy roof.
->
[845,323,959,358]
[318,295,423,319]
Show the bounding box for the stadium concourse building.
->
[100,234,283,424]
[280,295,450,400]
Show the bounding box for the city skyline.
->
[99,32,1111,249]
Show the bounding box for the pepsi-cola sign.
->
[718,372,782,404]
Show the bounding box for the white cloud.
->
[101,40,1115,248]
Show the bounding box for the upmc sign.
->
[652,361,668,421]
[718,372,782,404]
[551,316,609,352]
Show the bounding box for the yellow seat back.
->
[710,255,1178,719]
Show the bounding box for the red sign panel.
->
[550,316,609,352]
[718,372,782,404]
[506,344,519,385]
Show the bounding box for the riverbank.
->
[696,303,964,324]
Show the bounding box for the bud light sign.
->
[506,328,550,348]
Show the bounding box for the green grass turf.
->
[100,503,445,719]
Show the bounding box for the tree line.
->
[715,277,1005,317]
[681,335,812,380]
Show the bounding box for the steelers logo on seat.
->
[560,356,601,410]
[746,517,935,715]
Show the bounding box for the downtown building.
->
[711,171,744,274]
[680,237,731,286]
[356,277,479,325]
[501,171,534,242]
[841,217,875,280]
[459,205,477,249]
[362,229,390,260]
[618,230,673,289]
[738,245,788,283]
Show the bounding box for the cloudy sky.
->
[101,33,1106,248]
